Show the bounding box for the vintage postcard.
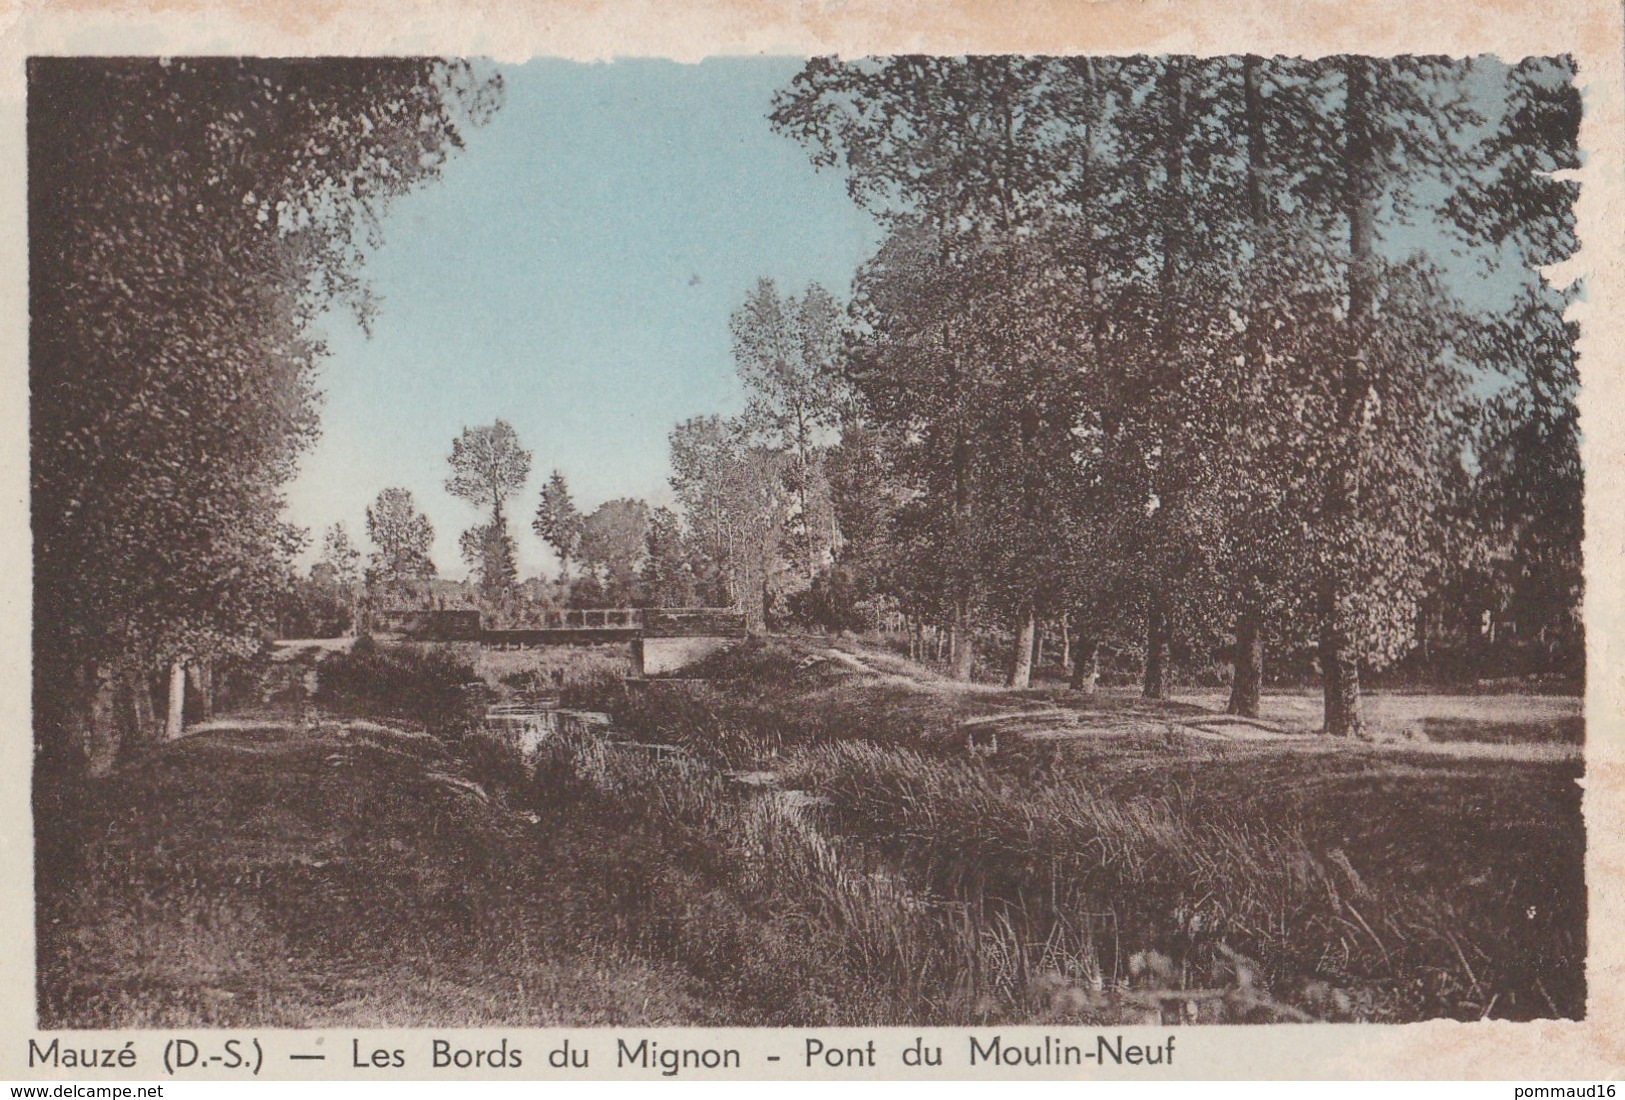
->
[2,0,1622,1082]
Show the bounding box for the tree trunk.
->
[1315,56,1377,739]
[51,662,120,777]
[84,670,121,776]
[1060,611,1071,672]
[1143,600,1171,700]
[1071,638,1100,696]
[166,660,186,741]
[1228,608,1263,718]
[1321,630,1364,736]
[952,598,976,682]
[800,457,817,586]
[188,660,214,721]
[1319,581,1365,736]
[1008,606,1037,689]
[127,669,157,745]
[1033,625,1044,672]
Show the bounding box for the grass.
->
[475,644,632,695]
[37,719,728,1027]
[570,638,1586,1022]
[38,635,1585,1027]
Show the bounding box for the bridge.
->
[372,607,747,676]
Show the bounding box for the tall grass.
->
[510,716,1321,1023]
[545,636,1582,1022]
[516,718,965,1022]
[776,741,1577,1021]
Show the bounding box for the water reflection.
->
[483,698,611,757]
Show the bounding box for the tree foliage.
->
[319,523,362,590]
[765,53,1580,719]
[30,57,499,764]
[730,278,847,583]
[446,419,533,522]
[578,498,651,606]
[366,488,438,594]
[533,470,584,578]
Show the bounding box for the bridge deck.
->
[375,607,746,646]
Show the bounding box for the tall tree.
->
[669,415,791,630]
[730,277,846,583]
[771,54,1571,717]
[1451,57,1582,676]
[1274,56,1480,734]
[30,58,499,767]
[446,419,531,597]
[533,469,584,579]
[578,498,651,606]
[641,506,697,608]
[366,487,438,593]
[317,522,362,633]
[774,57,1091,680]
[319,523,362,590]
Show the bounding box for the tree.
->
[1299,57,1479,735]
[533,469,584,579]
[641,506,697,608]
[730,277,846,583]
[774,57,1092,681]
[366,487,437,594]
[447,419,533,524]
[669,415,792,630]
[317,522,362,633]
[278,569,353,639]
[770,54,1572,717]
[1450,56,1582,677]
[823,421,909,623]
[460,520,519,598]
[578,498,651,606]
[446,419,531,598]
[320,523,362,589]
[30,58,499,768]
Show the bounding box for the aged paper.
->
[3,0,1625,1078]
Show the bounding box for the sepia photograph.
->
[21,34,1600,1056]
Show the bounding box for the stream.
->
[480,695,817,806]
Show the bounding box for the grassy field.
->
[37,636,1584,1027]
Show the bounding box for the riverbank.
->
[38,635,1585,1026]
[565,636,1585,1023]
[36,713,733,1027]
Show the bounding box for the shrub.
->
[315,637,485,739]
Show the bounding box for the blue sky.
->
[283,57,883,578]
